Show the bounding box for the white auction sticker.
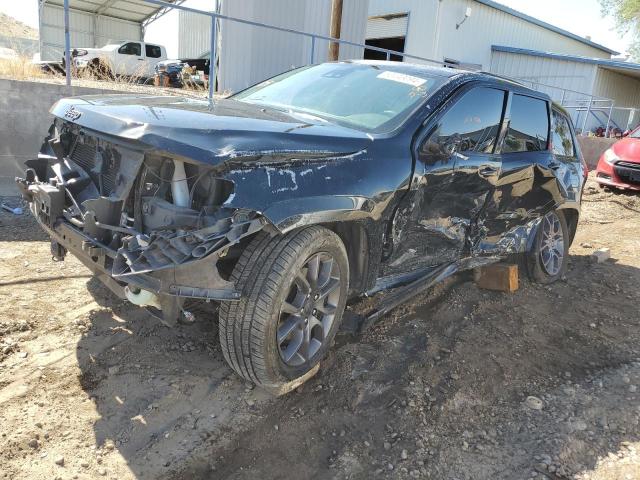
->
[377,70,426,87]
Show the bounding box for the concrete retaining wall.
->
[0,79,126,195]
[577,136,617,170]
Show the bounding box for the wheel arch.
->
[316,220,372,297]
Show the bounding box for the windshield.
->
[232,63,447,132]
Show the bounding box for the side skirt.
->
[343,256,500,334]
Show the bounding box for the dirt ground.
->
[1,173,639,480]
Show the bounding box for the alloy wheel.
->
[276,252,342,366]
[540,211,565,276]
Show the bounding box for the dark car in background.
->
[17,61,587,391]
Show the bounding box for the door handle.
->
[479,165,499,177]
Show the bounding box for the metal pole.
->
[582,96,592,134]
[208,12,217,100]
[605,102,614,137]
[310,36,315,65]
[560,89,566,106]
[63,0,71,87]
[386,51,390,61]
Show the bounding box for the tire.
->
[219,226,349,387]
[527,209,569,284]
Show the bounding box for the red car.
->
[596,127,640,191]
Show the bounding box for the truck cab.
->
[70,41,167,78]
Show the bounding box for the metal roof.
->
[40,0,185,26]
[476,0,619,55]
[492,45,640,79]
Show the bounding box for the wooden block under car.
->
[475,263,519,292]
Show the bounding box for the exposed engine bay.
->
[16,120,266,324]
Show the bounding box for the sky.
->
[0,0,634,58]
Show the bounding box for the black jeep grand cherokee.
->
[17,61,587,391]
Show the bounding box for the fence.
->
[514,78,629,136]
[59,0,446,99]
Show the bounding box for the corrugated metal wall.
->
[435,0,610,68]
[95,16,141,49]
[368,0,439,64]
[490,50,597,102]
[338,0,369,61]
[178,0,368,93]
[593,68,640,129]
[368,0,611,69]
[178,10,211,58]
[490,49,640,132]
[40,5,141,61]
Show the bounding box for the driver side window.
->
[118,42,141,56]
[421,87,506,160]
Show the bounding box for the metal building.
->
[367,0,640,133]
[490,47,640,132]
[178,0,369,92]
[37,0,182,61]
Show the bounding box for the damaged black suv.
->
[17,61,586,390]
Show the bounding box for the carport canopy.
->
[39,0,185,28]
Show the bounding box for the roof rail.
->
[476,71,527,87]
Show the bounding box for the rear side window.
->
[145,44,162,58]
[551,110,575,157]
[503,94,549,153]
[118,42,141,56]
[424,87,506,155]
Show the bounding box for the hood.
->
[612,137,640,163]
[51,95,374,167]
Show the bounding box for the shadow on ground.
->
[75,252,640,480]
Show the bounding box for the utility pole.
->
[328,0,343,61]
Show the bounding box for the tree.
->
[600,0,640,59]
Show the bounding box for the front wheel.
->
[219,226,349,389]
[527,210,569,284]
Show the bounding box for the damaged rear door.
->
[383,84,507,275]
[477,92,554,254]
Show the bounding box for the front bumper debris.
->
[16,146,266,325]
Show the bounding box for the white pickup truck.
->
[67,41,168,78]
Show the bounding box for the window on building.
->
[118,42,141,56]
[145,44,162,58]
[422,87,506,157]
[364,13,408,61]
[502,95,549,153]
[364,37,405,61]
[551,110,575,157]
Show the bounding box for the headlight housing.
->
[73,49,88,57]
[603,148,619,165]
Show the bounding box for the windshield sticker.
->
[377,71,427,87]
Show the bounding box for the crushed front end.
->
[16,119,266,324]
